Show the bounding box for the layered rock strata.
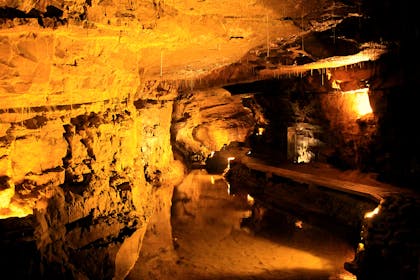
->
[0,86,184,279]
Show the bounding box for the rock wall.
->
[225,57,417,188]
[172,88,255,166]
[0,69,258,279]
[0,84,184,279]
[345,194,420,280]
[318,66,378,171]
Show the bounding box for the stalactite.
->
[160,49,163,77]
[189,79,194,91]
[332,1,336,44]
[20,107,24,126]
[301,9,305,51]
[266,14,270,57]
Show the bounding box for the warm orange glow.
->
[295,220,303,229]
[0,180,33,219]
[223,157,237,177]
[0,201,33,219]
[260,44,386,77]
[357,242,365,252]
[227,157,236,169]
[342,88,372,118]
[0,187,14,209]
[210,176,215,184]
[247,194,255,205]
[331,79,342,90]
[364,205,380,219]
[337,272,357,280]
[0,188,33,218]
[256,127,265,136]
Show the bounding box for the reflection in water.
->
[171,170,356,280]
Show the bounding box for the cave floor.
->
[129,170,357,280]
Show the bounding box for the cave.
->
[0,1,419,280]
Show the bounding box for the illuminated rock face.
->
[0,0,264,275]
[0,86,185,278]
[0,0,419,278]
[172,88,255,163]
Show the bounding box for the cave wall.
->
[0,83,184,279]
[318,54,420,187]
[316,70,376,170]
[0,0,418,278]
[0,1,194,277]
[0,67,258,279]
[0,0,259,273]
[233,54,418,188]
[346,194,420,280]
[172,88,255,166]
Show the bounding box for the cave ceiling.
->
[0,0,395,108]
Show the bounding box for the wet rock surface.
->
[346,194,420,280]
[225,158,420,280]
[135,170,356,280]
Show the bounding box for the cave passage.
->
[132,170,356,280]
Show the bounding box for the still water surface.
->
[170,170,356,280]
